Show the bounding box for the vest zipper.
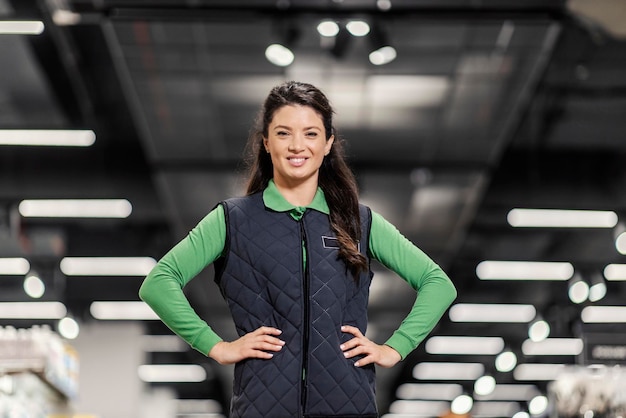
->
[299,219,310,417]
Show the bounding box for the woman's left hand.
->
[340,325,401,368]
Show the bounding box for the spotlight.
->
[368,22,396,65]
[528,316,550,342]
[588,272,607,302]
[265,21,299,67]
[24,270,45,299]
[568,272,589,304]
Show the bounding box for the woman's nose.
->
[288,134,304,151]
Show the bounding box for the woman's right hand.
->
[208,326,285,365]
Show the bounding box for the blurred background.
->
[1,0,626,417]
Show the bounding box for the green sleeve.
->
[369,211,457,359]
[139,204,226,356]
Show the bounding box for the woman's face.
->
[263,104,334,188]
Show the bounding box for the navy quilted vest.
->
[215,192,377,418]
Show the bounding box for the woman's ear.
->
[325,135,335,156]
[263,137,269,153]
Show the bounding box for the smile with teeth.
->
[288,157,307,166]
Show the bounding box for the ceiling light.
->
[528,395,549,415]
[0,258,30,275]
[90,301,159,320]
[367,22,396,65]
[317,20,339,37]
[369,46,396,65]
[513,363,567,381]
[396,383,463,400]
[388,400,449,416]
[60,257,156,276]
[376,0,392,11]
[476,261,574,281]
[58,316,80,339]
[474,375,496,396]
[451,394,473,415]
[449,303,536,323]
[588,272,607,302]
[472,401,522,417]
[19,199,131,218]
[413,362,485,380]
[265,44,294,67]
[0,301,66,319]
[568,273,589,304]
[495,350,517,372]
[141,335,187,352]
[0,129,95,146]
[137,364,206,383]
[0,21,44,35]
[426,336,504,355]
[604,263,626,280]
[475,384,540,401]
[514,412,531,418]
[581,306,626,323]
[528,317,550,342]
[507,208,618,228]
[24,270,45,299]
[521,338,584,356]
[346,20,370,37]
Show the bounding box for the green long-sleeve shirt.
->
[139,181,456,359]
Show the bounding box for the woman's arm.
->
[369,211,457,359]
[139,205,227,356]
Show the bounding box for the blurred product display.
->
[0,325,78,417]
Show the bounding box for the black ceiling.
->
[2,0,626,416]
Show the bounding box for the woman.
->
[139,81,457,418]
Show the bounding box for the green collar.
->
[263,180,329,217]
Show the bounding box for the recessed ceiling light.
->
[476,261,574,280]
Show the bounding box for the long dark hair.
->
[244,81,367,278]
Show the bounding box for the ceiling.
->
[2,0,626,415]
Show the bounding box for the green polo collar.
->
[263,179,329,217]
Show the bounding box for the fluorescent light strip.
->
[90,301,159,320]
[19,199,131,218]
[449,303,536,323]
[474,384,540,401]
[60,257,155,276]
[0,257,30,275]
[141,335,187,352]
[413,362,485,380]
[472,401,522,418]
[0,301,66,319]
[0,21,44,35]
[581,306,626,323]
[513,363,569,381]
[604,264,626,281]
[0,129,95,146]
[137,364,206,383]
[388,400,449,416]
[476,261,574,280]
[507,208,618,228]
[396,383,463,401]
[426,336,504,355]
[521,338,584,356]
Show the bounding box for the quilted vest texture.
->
[215,192,377,418]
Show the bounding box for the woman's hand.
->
[208,326,285,365]
[340,325,401,368]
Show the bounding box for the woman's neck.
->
[273,177,318,207]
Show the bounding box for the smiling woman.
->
[139,80,456,418]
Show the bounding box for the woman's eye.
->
[306,132,318,138]
[276,131,288,136]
